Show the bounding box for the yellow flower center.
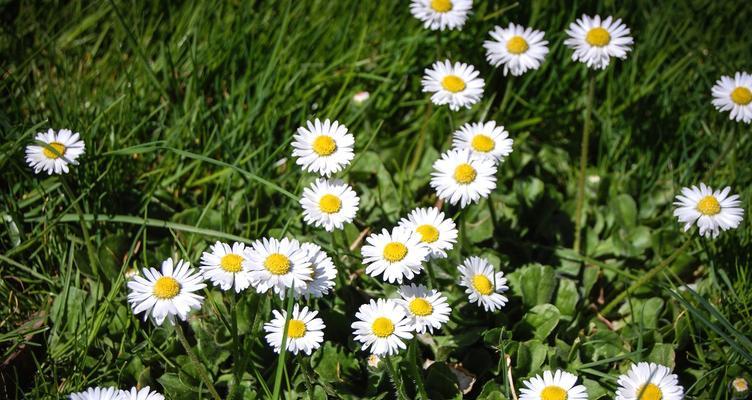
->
[319,194,342,214]
[371,317,395,338]
[430,0,452,13]
[453,163,477,184]
[732,378,749,392]
[409,298,434,316]
[383,242,408,262]
[541,385,568,400]
[585,27,611,47]
[696,195,721,216]
[416,224,440,243]
[472,274,493,295]
[43,142,66,159]
[731,86,752,105]
[264,253,290,275]
[219,253,243,273]
[471,134,495,153]
[637,384,662,400]
[506,36,529,54]
[312,135,337,156]
[287,319,307,339]
[153,276,181,299]
[441,75,466,93]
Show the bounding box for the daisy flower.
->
[484,23,549,76]
[422,60,485,111]
[711,72,752,123]
[395,284,451,334]
[615,362,684,400]
[458,256,509,312]
[564,15,633,70]
[292,118,355,177]
[127,258,206,326]
[673,183,744,238]
[25,128,85,175]
[295,243,337,298]
[451,121,513,163]
[300,178,360,231]
[409,0,472,31]
[430,148,497,208]
[69,387,119,400]
[199,241,252,293]
[519,370,588,400]
[732,378,749,395]
[244,237,312,297]
[352,298,414,356]
[398,207,458,259]
[361,227,430,284]
[118,386,165,400]
[264,304,325,355]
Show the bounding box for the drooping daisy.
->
[263,304,325,355]
[457,256,508,312]
[673,183,744,238]
[243,237,312,297]
[615,362,684,400]
[409,0,472,31]
[69,387,120,400]
[118,386,165,400]
[398,207,458,259]
[292,118,355,177]
[199,241,252,293]
[451,121,513,163]
[300,178,360,231]
[127,258,206,326]
[430,148,497,208]
[361,227,430,284]
[519,370,588,400]
[295,243,337,298]
[711,72,752,123]
[422,60,485,111]
[564,15,633,70]
[25,128,85,175]
[484,23,549,76]
[395,284,451,334]
[352,298,414,356]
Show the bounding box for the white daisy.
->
[118,386,165,400]
[127,258,206,326]
[519,370,588,400]
[457,256,508,312]
[296,243,337,298]
[244,237,312,297]
[300,178,360,231]
[351,298,414,356]
[398,207,458,259]
[263,304,325,355]
[409,0,472,31]
[69,387,119,400]
[199,241,252,293]
[430,148,497,208]
[25,128,85,175]
[615,362,684,400]
[361,227,430,284]
[422,60,485,111]
[732,378,749,394]
[484,23,549,76]
[673,183,744,238]
[564,15,633,70]
[291,118,355,177]
[395,284,451,334]
[451,121,513,163]
[711,72,752,123]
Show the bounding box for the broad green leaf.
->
[611,193,637,228]
[509,264,557,308]
[522,304,561,340]
[555,278,579,317]
[648,343,675,368]
[516,340,548,375]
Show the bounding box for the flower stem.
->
[174,323,222,400]
[573,75,596,254]
[384,355,407,400]
[408,337,430,400]
[271,286,296,399]
[59,177,99,274]
[229,292,241,399]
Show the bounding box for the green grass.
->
[1,0,751,398]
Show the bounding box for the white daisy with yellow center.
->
[458,256,508,312]
[301,178,360,231]
[519,370,588,400]
[295,243,337,299]
[422,60,485,111]
[673,183,744,238]
[732,378,749,394]
[430,148,498,208]
[711,71,752,123]
[452,121,513,164]
[292,118,355,177]
[564,14,633,70]
[352,298,414,356]
[263,304,325,355]
[199,241,252,293]
[398,207,458,259]
[409,0,472,31]
[615,362,684,400]
[484,23,549,76]
[118,386,164,400]
[127,258,206,326]
[361,227,430,284]
[395,284,451,334]
[69,387,120,400]
[243,237,312,297]
[25,128,85,175]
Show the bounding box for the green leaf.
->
[611,193,637,228]
[97,234,130,281]
[582,378,608,400]
[648,343,675,368]
[521,304,561,340]
[425,362,461,399]
[515,340,548,375]
[310,342,360,384]
[509,264,557,308]
[555,278,579,317]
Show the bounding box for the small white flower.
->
[615,362,684,400]
[484,23,549,76]
[292,118,355,176]
[457,256,508,312]
[118,386,165,400]
[564,15,633,70]
[25,128,85,175]
[127,258,206,326]
[673,183,744,238]
[732,377,749,394]
[422,60,485,111]
[263,304,325,355]
[451,121,513,163]
[352,298,414,356]
[519,370,588,400]
[200,241,252,293]
[430,148,497,208]
[398,207,458,259]
[69,387,119,400]
[395,284,451,334]
[353,91,370,104]
[367,354,382,368]
[711,72,752,123]
[243,237,312,297]
[409,0,472,31]
[296,243,337,298]
[301,178,360,231]
[361,227,430,284]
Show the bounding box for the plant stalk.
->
[573,75,596,254]
[175,323,222,400]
